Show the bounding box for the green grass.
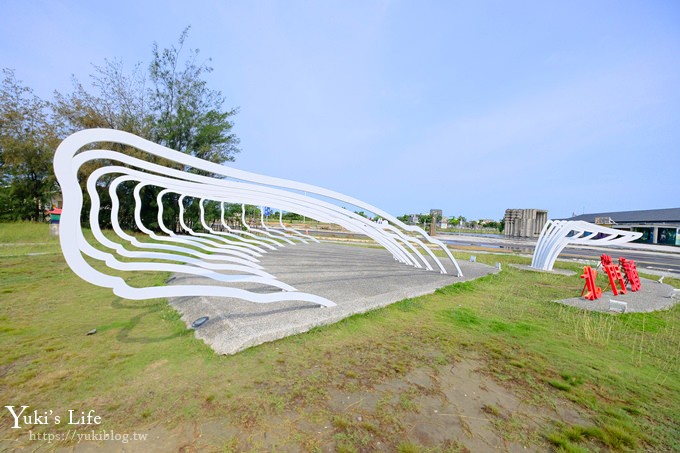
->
[1,222,678,451]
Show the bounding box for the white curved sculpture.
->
[531,220,642,271]
[53,128,462,307]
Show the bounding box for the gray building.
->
[566,208,680,246]
[503,209,548,238]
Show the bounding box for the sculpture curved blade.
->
[531,220,642,271]
[53,129,462,307]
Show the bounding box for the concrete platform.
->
[169,242,498,355]
[554,278,679,313]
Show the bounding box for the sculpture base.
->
[169,242,498,355]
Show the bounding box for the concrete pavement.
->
[169,242,498,355]
[555,278,679,313]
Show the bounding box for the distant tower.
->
[503,209,548,238]
[430,209,442,236]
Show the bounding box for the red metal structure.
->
[619,257,641,292]
[580,266,602,300]
[600,254,613,266]
[600,254,627,296]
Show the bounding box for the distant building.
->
[503,209,548,238]
[566,208,680,246]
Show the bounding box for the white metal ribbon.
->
[53,128,462,307]
[531,220,642,271]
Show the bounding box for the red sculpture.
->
[581,266,602,300]
[603,263,627,296]
[619,257,641,292]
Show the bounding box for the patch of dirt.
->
[327,389,382,413]
[144,359,169,373]
[322,358,587,451]
[43,357,589,452]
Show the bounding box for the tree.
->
[0,69,59,221]
[53,27,241,231]
[53,59,151,136]
[143,27,240,232]
[458,216,467,227]
[282,212,304,221]
[482,220,500,230]
[54,27,240,165]
[418,214,432,226]
[397,214,410,224]
[242,205,262,223]
[149,26,239,167]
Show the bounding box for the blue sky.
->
[2,0,679,220]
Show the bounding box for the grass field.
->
[1,222,678,451]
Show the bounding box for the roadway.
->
[437,233,680,276]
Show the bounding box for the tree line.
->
[0,27,240,226]
[397,213,504,232]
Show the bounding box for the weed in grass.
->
[344,369,358,379]
[397,441,426,453]
[331,415,352,430]
[222,437,240,453]
[374,395,403,431]
[334,437,359,453]
[546,430,590,453]
[398,392,417,412]
[439,307,481,327]
[621,405,641,416]
[491,412,538,446]
[435,279,477,295]
[488,320,510,332]
[548,421,639,451]
[440,439,470,452]
[395,298,423,312]
[481,403,501,417]
[332,422,373,450]
[358,420,379,434]
[600,422,639,449]
[557,307,615,346]
[560,372,583,387]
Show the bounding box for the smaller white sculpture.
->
[531,220,642,271]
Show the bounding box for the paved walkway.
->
[169,242,498,355]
